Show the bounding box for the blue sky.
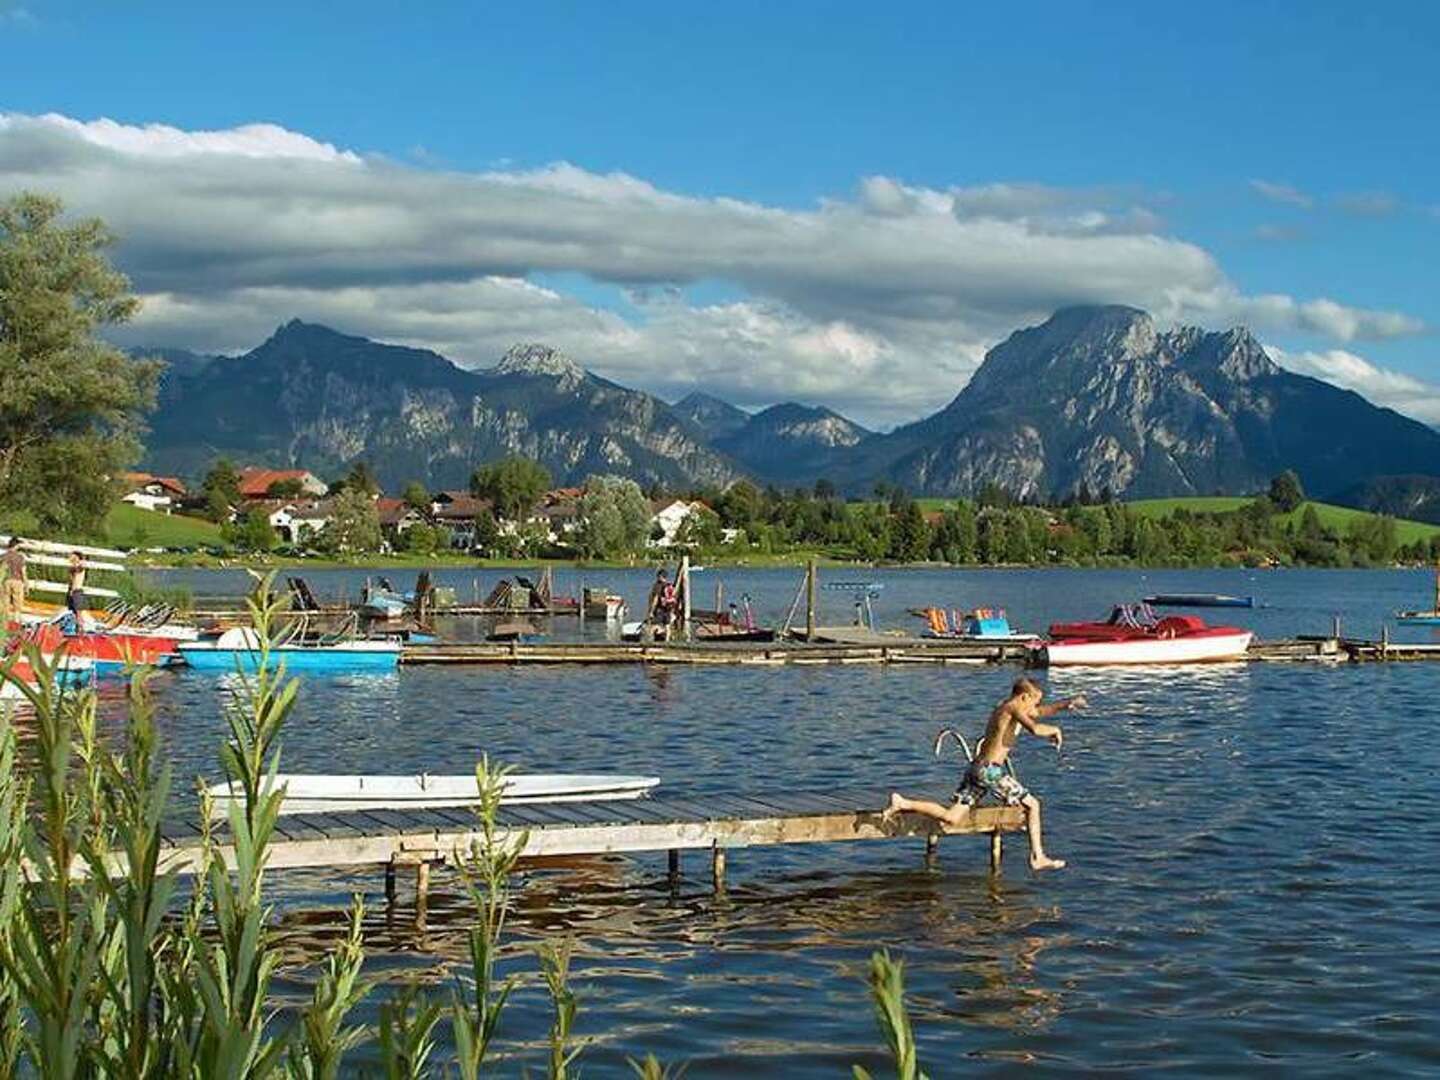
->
[2,0,1437,425]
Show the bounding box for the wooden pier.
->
[138,792,1025,900]
[399,636,1345,666]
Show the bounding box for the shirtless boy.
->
[886,677,1086,871]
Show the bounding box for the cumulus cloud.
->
[0,112,1426,426]
[1250,179,1314,209]
[1270,346,1440,424]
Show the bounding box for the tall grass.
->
[0,578,931,1076]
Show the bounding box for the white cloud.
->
[1270,346,1440,424]
[1250,179,1314,209]
[0,112,1426,426]
[1334,190,1401,217]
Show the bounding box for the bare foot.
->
[1029,854,1066,871]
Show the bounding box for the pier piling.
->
[989,831,1003,873]
[712,846,727,893]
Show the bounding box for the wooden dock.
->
[140,792,1024,900]
[399,636,1345,666]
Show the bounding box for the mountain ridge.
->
[139,309,1440,504]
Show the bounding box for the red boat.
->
[19,623,181,672]
[1041,604,1253,666]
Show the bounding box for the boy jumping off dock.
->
[886,676,1085,871]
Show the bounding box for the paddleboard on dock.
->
[204,772,661,817]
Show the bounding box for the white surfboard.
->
[203,772,661,818]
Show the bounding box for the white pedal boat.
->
[204,772,661,818]
[1039,629,1254,666]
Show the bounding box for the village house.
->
[376,496,429,541]
[236,467,329,501]
[648,498,709,548]
[263,500,332,545]
[118,472,188,513]
[535,487,583,543]
[430,491,492,549]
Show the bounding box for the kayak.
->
[203,772,662,817]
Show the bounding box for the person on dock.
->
[886,676,1085,872]
[647,568,678,641]
[66,551,87,620]
[1,538,26,624]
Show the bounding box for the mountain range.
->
[140,307,1440,512]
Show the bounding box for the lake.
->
[122,566,1440,1075]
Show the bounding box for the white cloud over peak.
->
[0,112,1426,426]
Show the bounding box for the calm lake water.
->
[119,566,1440,1075]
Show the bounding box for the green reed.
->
[0,575,929,1077]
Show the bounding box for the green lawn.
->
[1128,497,1440,545]
[103,503,224,549]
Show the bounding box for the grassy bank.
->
[1128,497,1440,546]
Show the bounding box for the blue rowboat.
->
[1144,593,1255,609]
[179,629,400,673]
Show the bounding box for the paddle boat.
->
[178,627,401,672]
[203,772,661,818]
[0,651,96,699]
[1396,565,1440,626]
[21,620,183,674]
[1039,603,1253,666]
[919,606,1039,643]
[582,587,627,621]
[1143,593,1256,609]
[359,579,411,620]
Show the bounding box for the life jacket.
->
[659,582,677,609]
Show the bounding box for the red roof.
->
[120,471,187,496]
[236,467,320,498]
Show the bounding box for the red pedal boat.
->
[1039,604,1253,666]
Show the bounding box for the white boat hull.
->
[1040,631,1254,666]
[204,772,661,818]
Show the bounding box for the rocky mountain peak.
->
[491,343,585,385]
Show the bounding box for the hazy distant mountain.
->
[672,391,750,441]
[144,321,741,490]
[716,402,872,486]
[841,305,1440,501]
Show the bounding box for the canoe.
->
[1039,629,1254,666]
[179,628,400,672]
[1143,594,1256,608]
[203,772,661,817]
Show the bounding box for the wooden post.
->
[989,831,1003,873]
[924,832,939,869]
[805,558,817,642]
[415,860,431,926]
[679,555,692,641]
[1332,613,1341,640]
[385,861,397,905]
[667,848,681,888]
[1381,623,1390,660]
[711,845,726,892]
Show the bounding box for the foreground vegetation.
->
[0,585,931,1076]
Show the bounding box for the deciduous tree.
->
[0,193,158,534]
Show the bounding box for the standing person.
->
[886,677,1086,871]
[646,568,678,642]
[1,538,26,625]
[66,551,88,621]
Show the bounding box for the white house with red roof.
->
[119,472,188,513]
[236,467,329,500]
